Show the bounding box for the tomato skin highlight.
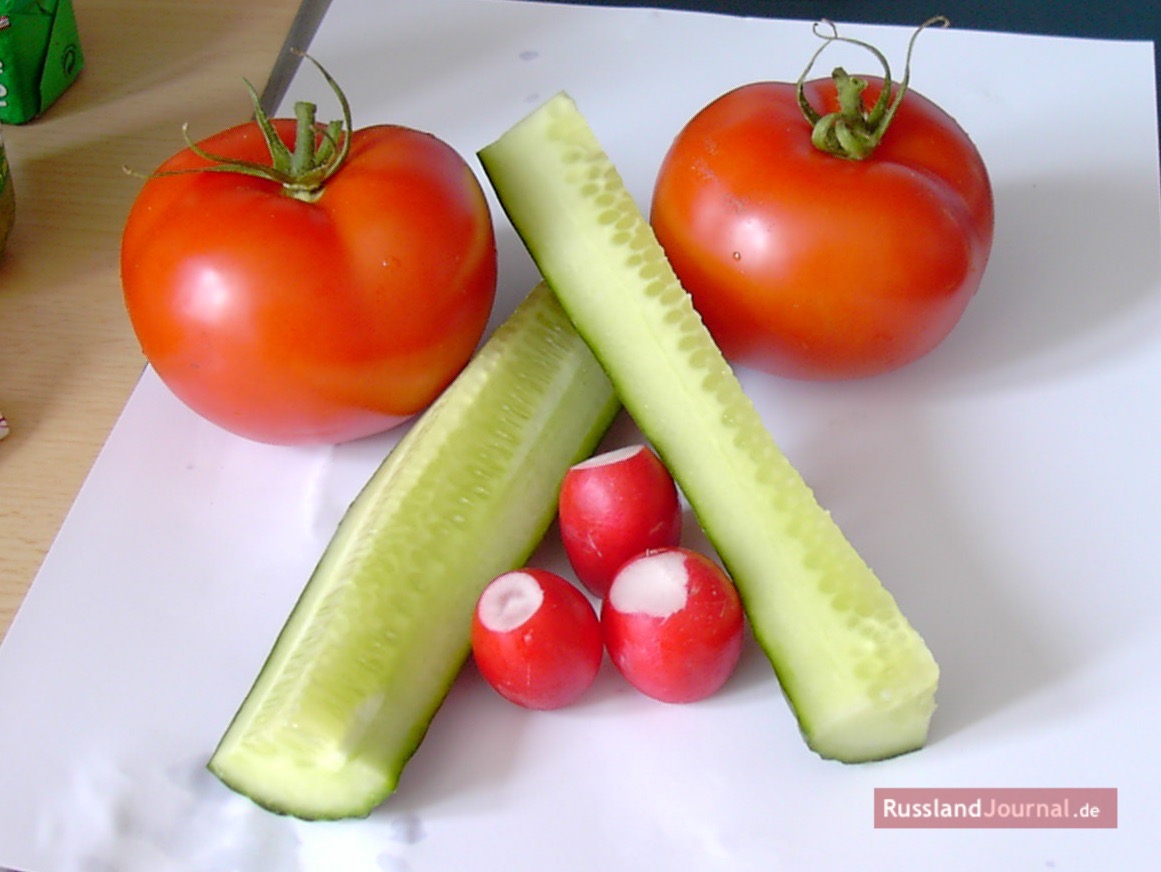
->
[558,444,683,599]
[651,76,993,380]
[601,547,744,704]
[471,569,603,711]
[121,119,498,445]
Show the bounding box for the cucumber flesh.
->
[479,93,939,762]
[208,283,619,819]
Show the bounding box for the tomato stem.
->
[292,100,318,177]
[140,51,352,201]
[796,16,948,160]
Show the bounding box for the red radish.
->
[602,547,744,704]
[471,569,603,710]
[559,444,683,598]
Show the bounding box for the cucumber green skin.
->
[208,284,619,819]
[480,93,939,763]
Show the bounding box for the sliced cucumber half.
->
[209,283,619,819]
[479,93,939,762]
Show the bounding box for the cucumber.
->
[208,283,619,819]
[479,93,939,762]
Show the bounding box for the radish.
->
[558,444,683,598]
[471,568,603,710]
[602,547,744,704]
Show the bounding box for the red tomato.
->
[558,444,683,599]
[471,569,603,710]
[601,547,744,704]
[651,74,993,380]
[122,114,497,444]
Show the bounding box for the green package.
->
[1,127,12,252]
[0,0,84,124]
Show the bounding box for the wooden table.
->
[0,0,310,641]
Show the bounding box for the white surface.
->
[2,1,1160,869]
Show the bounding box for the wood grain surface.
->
[0,0,303,640]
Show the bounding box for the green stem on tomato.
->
[796,16,948,160]
[291,100,318,178]
[142,51,352,202]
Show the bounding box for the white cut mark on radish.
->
[609,551,688,618]
[571,443,645,469]
[477,571,545,632]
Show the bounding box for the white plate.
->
[2,1,1159,870]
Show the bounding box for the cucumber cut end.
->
[811,696,939,763]
[208,741,398,820]
[801,658,939,762]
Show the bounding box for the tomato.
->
[651,54,993,380]
[121,78,497,444]
[471,569,603,710]
[558,444,683,599]
[601,547,744,704]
